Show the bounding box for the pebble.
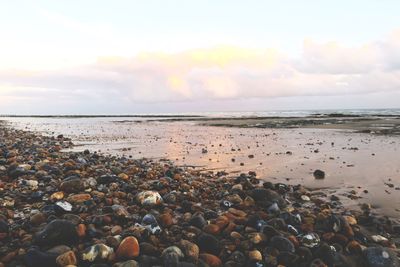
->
[199,253,222,267]
[314,169,326,179]
[136,191,163,206]
[23,248,58,267]
[178,239,199,262]
[56,250,77,266]
[270,236,295,253]
[248,249,262,261]
[116,236,140,259]
[82,243,114,262]
[35,219,79,246]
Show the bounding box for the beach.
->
[0,113,399,266]
[4,114,400,218]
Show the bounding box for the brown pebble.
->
[56,250,77,266]
[199,253,222,267]
[248,250,262,261]
[159,213,174,227]
[203,224,220,235]
[111,225,122,235]
[30,212,46,226]
[347,240,362,254]
[116,236,140,259]
[76,224,86,238]
[67,193,91,203]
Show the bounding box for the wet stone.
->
[313,169,326,179]
[136,191,163,206]
[23,248,58,267]
[34,219,79,247]
[190,214,207,229]
[82,243,114,262]
[116,236,140,260]
[197,233,220,255]
[270,236,295,253]
[59,177,84,193]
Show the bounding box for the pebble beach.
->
[0,120,400,267]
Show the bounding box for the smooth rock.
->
[60,178,84,193]
[178,240,199,262]
[136,191,163,206]
[23,248,58,267]
[313,170,325,179]
[56,250,77,266]
[82,243,114,262]
[116,236,140,260]
[199,253,222,267]
[197,233,220,255]
[270,236,295,253]
[35,219,79,246]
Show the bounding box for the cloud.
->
[1,30,400,113]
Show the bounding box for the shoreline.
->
[0,122,399,266]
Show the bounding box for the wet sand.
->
[3,116,400,219]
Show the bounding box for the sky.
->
[1,0,400,114]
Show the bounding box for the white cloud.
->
[1,30,400,113]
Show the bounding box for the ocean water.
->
[175,108,400,118]
[1,108,400,118]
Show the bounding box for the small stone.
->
[203,224,220,235]
[310,258,328,267]
[56,250,77,266]
[270,236,295,253]
[249,232,266,244]
[313,170,325,179]
[111,225,123,235]
[301,233,321,248]
[199,253,222,267]
[140,242,158,256]
[228,208,247,217]
[190,214,207,229]
[118,173,129,180]
[82,243,114,262]
[232,184,243,190]
[112,204,130,218]
[23,248,58,267]
[60,178,84,193]
[161,246,184,266]
[50,191,64,200]
[116,236,140,260]
[250,188,286,207]
[35,219,79,246]
[30,212,46,226]
[347,240,362,254]
[178,240,199,262]
[47,245,72,255]
[159,213,174,227]
[67,193,91,204]
[197,233,220,255]
[55,201,73,212]
[76,223,86,238]
[371,235,388,243]
[114,260,139,267]
[343,215,357,225]
[136,191,163,206]
[248,250,262,261]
